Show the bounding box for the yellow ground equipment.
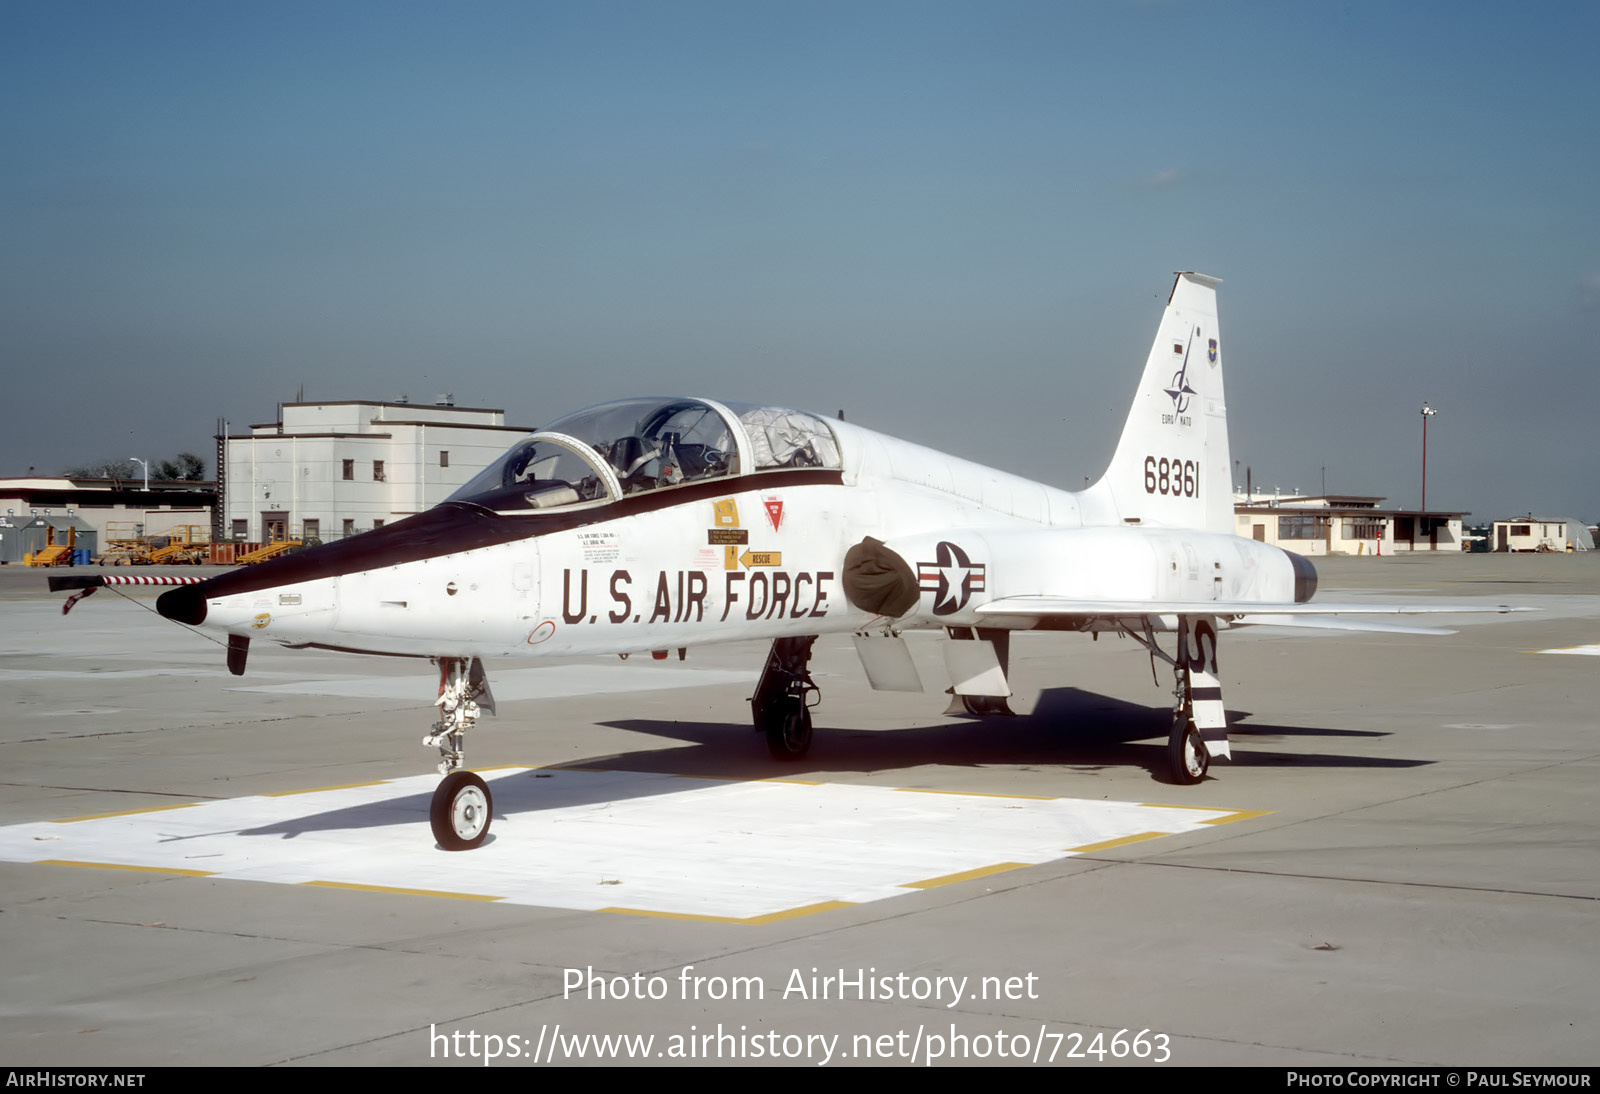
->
[236,525,301,565]
[95,522,146,565]
[134,525,211,565]
[24,526,75,567]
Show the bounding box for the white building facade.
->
[223,401,531,543]
[1491,518,1572,552]
[0,477,214,549]
[1234,493,1466,557]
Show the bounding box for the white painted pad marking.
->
[1534,644,1600,656]
[0,771,1250,920]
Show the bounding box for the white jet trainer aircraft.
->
[54,272,1505,850]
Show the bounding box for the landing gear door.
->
[852,632,923,692]
[943,638,1010,698]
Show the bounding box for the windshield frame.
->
[446,431,621,516]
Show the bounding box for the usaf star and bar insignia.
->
[917,541,986,616]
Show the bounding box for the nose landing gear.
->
[425,657,497,850]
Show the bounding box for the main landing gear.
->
[425,657,497,850]
[751,635,819,761]
[1126,616,1229,785]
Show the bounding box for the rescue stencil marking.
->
[0,771,1261,921]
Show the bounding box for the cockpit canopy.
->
[446,397,841,513]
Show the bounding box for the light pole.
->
[1419,403,1436,511]
[129,457,149,491]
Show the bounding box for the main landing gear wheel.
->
[764,701,813,762]
[1167,717,1209,785]
[431,770,493,850]
[961,695,1009,716]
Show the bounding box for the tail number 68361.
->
[1143,456,1198,497]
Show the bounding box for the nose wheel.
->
[431,770,493,850]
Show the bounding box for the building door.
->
[1252,524,1265,541]
[1496,526,1507,551]
[1395,516,1414,549]
[261,511,289,543]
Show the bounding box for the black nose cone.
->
[157,584,207,625]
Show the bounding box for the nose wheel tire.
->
[1167,717,1209,785]
[765,702,813,762]
[431,770,493,850]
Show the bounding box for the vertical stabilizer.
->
[1084,272,1232,534]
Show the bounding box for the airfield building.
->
[221,399,531,544]
[1490,518,1585,552]
[0,476,215,558]
[1234,492,1466,557]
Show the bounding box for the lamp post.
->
[1419,403,1436,512]
[129,457,149,492]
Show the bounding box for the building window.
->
[342,459,354,481]
[302,519,319,541]
[1342,517,1384,540]
[1510,524,1530,537]
[440,450,449,468]
[231,520,248,541]
[373,518,385,529]
[373,460,385,482]
[1278,514,1328,540]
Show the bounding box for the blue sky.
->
[2,1,1595,521]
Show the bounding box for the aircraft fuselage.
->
[172,416,1303,660]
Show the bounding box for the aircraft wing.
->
[974,597,1534,636]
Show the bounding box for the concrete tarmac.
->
[0,553,1596,1066]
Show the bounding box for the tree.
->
[64,453,207,481]
[155,453,206,481]
[64,459,137,479]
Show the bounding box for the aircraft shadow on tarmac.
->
[228,687,1428,842]
[588,686,1428,780]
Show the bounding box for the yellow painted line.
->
[49,803,200,823]
[37,859,216,878]
[263,781,388,797]
[900,862,1030,890]
[301,880,503,902]
[1067,832,1168,853]
[893,787,1056,801]
[1199,809,1273,826]
[1139,804,1272,826]
[600,900,856,925]
[1141,801,1231,811]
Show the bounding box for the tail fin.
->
[1084,272,1232,534]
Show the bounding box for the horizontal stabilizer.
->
[1227,615,1455,636]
